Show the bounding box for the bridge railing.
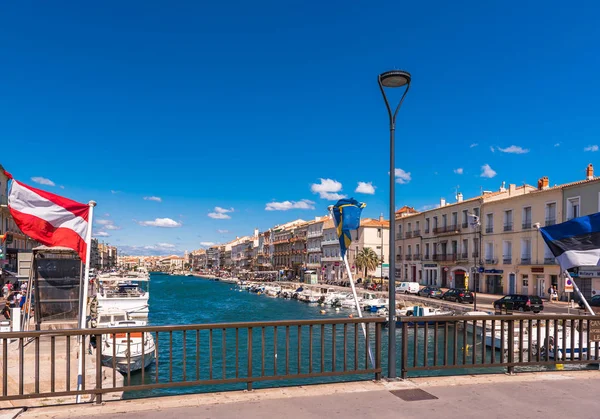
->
[398,314,600,378]
[0,317,384,404]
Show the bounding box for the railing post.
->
[401,320,408,379]
[247,327,253,391]
[375,322,382,380]
[507,319,515,375]
[95,333,103,404]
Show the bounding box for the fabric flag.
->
[332,198,366,259]
[7,175,90,261]
[539,212,600,271]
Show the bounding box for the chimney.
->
[457,193,463,203]
[537,176,549,190]
[499,181,507,192]
[254,228,259,238]
[440,197,446,207]
[379,213,384,222]
[509,184,516,195]
[587,164,594,180]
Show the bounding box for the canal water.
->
[125,274,569,399]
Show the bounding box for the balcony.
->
[504,223,513,232]
[485,227,493,233]
[413,254,421,260]
[520,257,531,265]
[459,252,469,260]
[396,234,403,240]
[423,254,430,260]
[472,252,480,258]
[433,227,444,234]
[522,221,532,230]
[446,253,457,262]
[413,229,421,237]
[321,256,341,262]
[306,262,321,269]
[447,224,458,233]
[545,218,556,226]
[405,254,412,260]
[424,229,430,234]
[461,222,469,229]
[432,254,445,261]
[544,257,556,264]
[485,258,497,264]
[405,231,413,239]
[503,257,512,264]
[322,239,339,246]
[307,247,321,253]
[396,255,402,262]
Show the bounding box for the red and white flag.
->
[6,174,90,262]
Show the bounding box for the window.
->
[462,239,468,256]
[425,218,430,232]
[398,246,402,256]
[462,210,469,227]
[415,221,420,232]
[377,228,381,238]
[398,225,402,237]
[567,197,580,220]
[407,222,412,232]
[473,207,480,218]
[485,243,494,261]
[521,238,531,262]
[407,245,412,255]
[451,240,457,255]
[522,207,532,229]
[415,244,420,256]
[442,214,447,228]
[433,216,438,229]
[503,210,513,232]
[545,202,556,225]
[503,241,512,263]
[451,212,457,227]
[425,243,430,258]
[486,213,494,233]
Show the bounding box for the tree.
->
[355,247,380,278]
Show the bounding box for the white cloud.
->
[111,190,120,194]
[480,164,497,178]
[144,196,162,202]
[31,177,55,186]
[96,219,120,230]
[419,204,440,211]
[200,241,215,247]
[60,185,65,189]
[104,224,121,230]
[217,229,230,234]
[470,143,478,148]
[265,199,316,211]
[138,218,182,228]
[498,145,530,154]
[104,213,110,217]
[355,182,375,195]
[490,146,495,153]
[94,231,110,237]
[310,178,346,200]
[584,145,599,152]
[453,168,464,175]
[96,219,111,225]
[156,242,175,248]
[554,143,561,147]
[394,168,412,184]
[208,206,234,219]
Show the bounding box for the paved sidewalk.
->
[18,370,600,419]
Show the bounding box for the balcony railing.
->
[423,254,430,260]
[413,254,421,260]
[485,258,497,264]
[461,222,469,229]
[432,254,445,261]
[504,223,513,232]
[405,254,412,260]
[424,228,430,234]
[433,227,443,234]
[447,224,458,233]
[522,221,532,230]
[520,257,531,265]
[544,257,556,264]
[413,229,421,237]
[472,252,480,258]
[405,232,413,239]
[396,234,403,240]
[545,218,556,226]
[485,227,493,233]
[446,253,457,262]
[459,252,469,260]
[396,255,402,262]
[503,257,512,264]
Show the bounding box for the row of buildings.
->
[395,164,600,300]
[188,217,390,282]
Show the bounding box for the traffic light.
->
[0,233,13,244]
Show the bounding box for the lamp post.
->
[378,70,411,379]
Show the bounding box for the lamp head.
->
[379,70,411,88]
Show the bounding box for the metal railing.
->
[503,223,513,232]
[485,227,493,233]
[522,222,532,230]
[545,218,556,226]
[0,318,384,403]
[399,314,600,378]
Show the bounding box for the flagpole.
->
[565,270,595,316]
[76,200,96,403]
[328,207,375,368]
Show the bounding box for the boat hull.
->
[102,351,155,373]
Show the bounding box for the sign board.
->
[464,273,469,289]
[577,270,600,278]
[443,267,449,272]
[423,263,437,268]
[484,269,504,274]
[564,276,574,293]
[478,266,485,273]
[590,320,600,342]
[531,267,544,273]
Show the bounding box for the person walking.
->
[547,285,553,302]
[552,285,559,302]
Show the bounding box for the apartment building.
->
[347,216,390,279]
[290,222,308,278]
[306,216,329,281]
[321,218,343,282]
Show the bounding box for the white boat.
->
[97,275,150,318]
[297,290,323,303]
[264,285,282,297]
[98,312,156,373]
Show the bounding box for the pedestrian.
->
[1,306,10,320]
[552,285,559,302]
[547,285,553,302]
[2,283,8,299]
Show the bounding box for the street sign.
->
[464,273,469,289]
[590,320,600,342]
[565,277,574,293]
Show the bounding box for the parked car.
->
[417,286,443,298]
[395,282,420,294]
[493,294,544,313]
[441,288,474,304]
[577,295,600,310]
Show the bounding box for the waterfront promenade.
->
[16,370,600,418]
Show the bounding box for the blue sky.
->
[2,1,600,255]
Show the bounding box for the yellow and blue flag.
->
[332,198,366,259]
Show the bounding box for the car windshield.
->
[529,296,542,303]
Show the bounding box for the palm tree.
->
[355,247,380,278]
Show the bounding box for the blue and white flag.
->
[332,198,366,259]
[539,212,600,271]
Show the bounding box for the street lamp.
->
[378,69,411,379]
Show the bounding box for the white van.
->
[395,282,420,294]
